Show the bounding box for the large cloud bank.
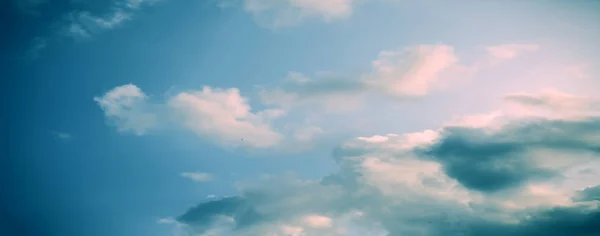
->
[169,90,600,236]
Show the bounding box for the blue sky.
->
[3,0,600,236]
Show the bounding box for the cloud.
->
[168,87,284,148]
[181,172,214,183]
[172,90,600,236]
[95,84,284,148]
[26,0,162,56]
[63,8,132,39]
[423,119,600,193]
[258,72,367,111]
[504,89,600,118]
[485,44,539,60]
[574,185,600,202]
[52,131,73,140]
[158,217,177,224]
[259,44,469,111]
[47,0,159,40]
[94,84,157,135]
[242,0,356,28]
[364,44,464,97]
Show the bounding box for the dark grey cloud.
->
[468,205,600,236]
[574,185,600,202]
[177,197,264,232]
[421,118,600,193]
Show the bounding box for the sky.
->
[2,0,600,235]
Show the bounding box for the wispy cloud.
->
[218,0,359,28]
[15,0,48,15]
[157,217,176,224]
[27,0,162,55]
[259,44,473,112]
[62,0,158,39]
[485,43,540,61]
[51,131,72,140]
[168,87,284,148]
[180,172,214,183]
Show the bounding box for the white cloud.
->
[64,10,131,39]
[243,0,356,28]
[168,87,284,148]
[95,84,286,148]
[181,172,214,182]
[485,44,539,60]
[94,84,157,135]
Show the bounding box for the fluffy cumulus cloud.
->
[94,84,157,135]
[259,44,469,111]
[168,87,283,148]
[242,0,357,28]
[169,90,600,236]
[95,84,284,148]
